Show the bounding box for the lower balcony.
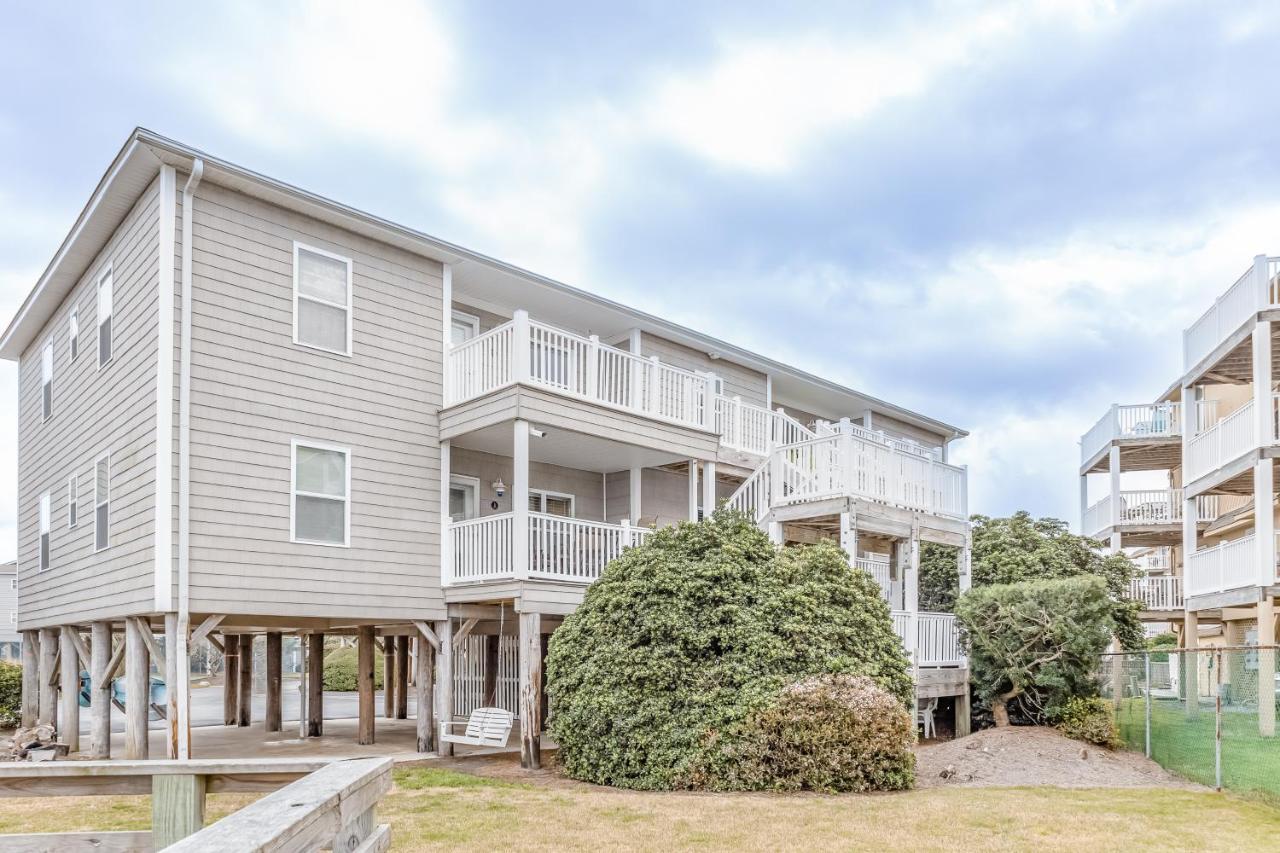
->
[448,513,652,585]
[1082,490,1247,540]
[1127,576,1183,611]
[892,611,965,667]
[1185,533,1280,598]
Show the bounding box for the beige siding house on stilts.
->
[1,129,972,766]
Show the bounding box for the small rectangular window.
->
[39,493,50,571]
[69,307,79,361]
[41,342,53,421]
[529,489,575,517]
[95,454,110,551]
[293,244,352,355]
[450,310,481,345]
[68,474,78,529]
[448,476,480,520]
[97,268,113,367]
[292,441,349,545]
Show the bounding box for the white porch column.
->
[1183,609,1200,718]
[441,263,452,403]
[767,521,783,545]
[959,532,973,593]
[629,466,642,524]
[513,420,530,578]
[687,459,699,521]
[1258,459,1276,587]
[1255,318,1275,587]
[1108,445,1122,554]
[1181,385,1198,594]
[838,511,857,563]
[702,461,717,517]
[1079,473,1088,536]
[440,439,452,586]
[1259,596,1276,737]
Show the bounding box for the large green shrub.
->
[1053,696,1119,748]
[546,511,912,790]
[322,646,384,692]
[0,661,20,727]
[708,674,915,792]
[956,575,1115,726]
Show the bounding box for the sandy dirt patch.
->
[914,726,1200,789]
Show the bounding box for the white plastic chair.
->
[917,698,938,740]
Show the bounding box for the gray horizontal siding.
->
[16,176,161,628]
[640,331,768,407]
[451,446,607,523]
[186,181,445,621]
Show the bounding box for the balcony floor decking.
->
[1079,436,1182,476]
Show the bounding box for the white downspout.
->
[176,158,203,758]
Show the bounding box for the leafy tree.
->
[546,511,912,790]
[955,576,1115,726]
[0,661,20,727]
[919,543,960,612]
[321,646,384,692]
[969,512,1143,650]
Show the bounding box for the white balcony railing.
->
[1183,257,1280,371]
[1081,490,1249,538]
[1128,576,1183,611]
[716,395,814,456]
[1185,534,1259,597]
[855,555,901,608]
[448,512,652,586]
[892,611,965,667]
[1079,401,1219,466]
[1184,399,1259,483]
[446,311,716,432]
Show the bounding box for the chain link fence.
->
[1099,647,1280,793]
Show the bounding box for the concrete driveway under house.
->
[1,129,972,767]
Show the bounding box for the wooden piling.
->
[394,636,409,720]
[125,618,150,759]
[21,630,39,728]
[221,634,238,726]
[415,634,435,753]
[237,635,252,727]
[307,633,324,737]
[358,626,375,745]
[519,611,542,769]
[89,621,112,759]
[265,632,282,732]
[37,627,58,728]
[435,619,453,757]
[59,626,80,753]
[382,638,394,719]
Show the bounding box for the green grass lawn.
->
[0,767,1278,851]
[1116,697,1280,795]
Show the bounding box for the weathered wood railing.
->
[0,757,392,852]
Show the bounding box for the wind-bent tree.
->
[955,575,1116,725]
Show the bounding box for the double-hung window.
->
[293,243,352,355]
[68,474,78,528]
[40,342,53,421]
[38,493,50,571]
[529,489,574,517]
[292,441,350,545]
[97,268,113,367]
[94,454,110,551]
[69,307,79,361]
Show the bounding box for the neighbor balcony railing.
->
[1081,490,1248,539]
[447,512,652,586]
[1127,576,1183,611]
[1183,256,1280,372]
[1183,533,1280,598]
[446,310,717,432]
[1079,401,1218,467]
[1182,396,1280,484]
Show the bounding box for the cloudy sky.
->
[2,0,1279,560]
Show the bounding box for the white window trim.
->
[67,473,78,529]
[529,488,575,517]
[94,452,110,553]
[448,474,481,520]
[450,310,481,346]
[290,438,352,547]
[292,242,354,357]
[96,265,113,370]
[69,306,79,361]
[40,339,53,423]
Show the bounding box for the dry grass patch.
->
[0,766,1275,851]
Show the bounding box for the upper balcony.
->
[1079,401,1217,473]
[1185,532,1280,600]
[1183,394,1280,488]
[1081,489,1248,544]
[1183,255,1280,375]
[446,311,718,433]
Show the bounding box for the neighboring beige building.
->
[0,130,971,765]
[1079,256,1280,734]
[0,561,17,661]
